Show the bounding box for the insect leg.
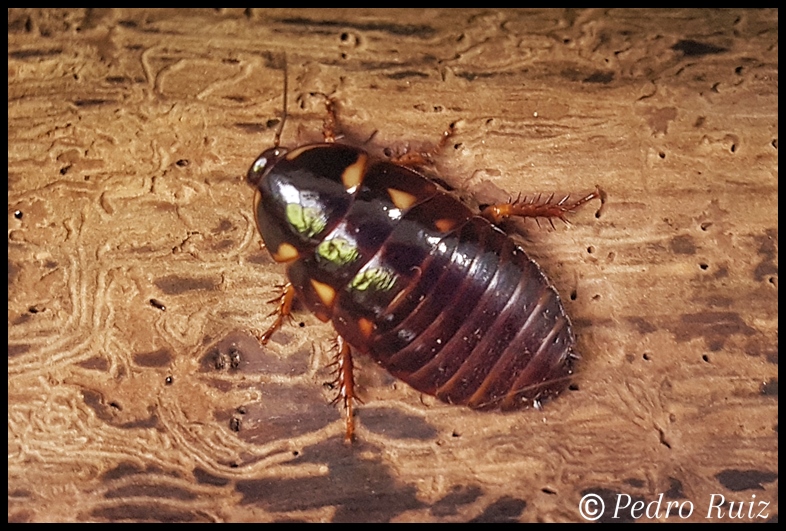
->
[480,185,606,225]
[388,122,457,168]
[256,282,295,344]
[329,335,358,443]
[305,92,341,143]
[322,96,340,143]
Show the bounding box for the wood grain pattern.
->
[8,8,777,522]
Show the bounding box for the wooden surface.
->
[8,9,778,523]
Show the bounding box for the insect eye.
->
[252,156,268,174]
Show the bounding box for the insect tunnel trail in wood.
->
[246,80,603,442]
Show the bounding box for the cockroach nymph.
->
[246,63,604,442]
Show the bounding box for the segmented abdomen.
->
[288,154,575,410]
[356,214,574,410]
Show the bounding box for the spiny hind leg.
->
[253,282,295,345]
[480,185,606,228]
[329,335,360,443]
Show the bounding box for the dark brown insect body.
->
[247,141,599,427]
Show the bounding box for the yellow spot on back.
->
[285,145,312,161]
[434,218,457,233]
[313,310,331,323]
[357,317,374,339]
[273,242,299,262]
[387,188,418,210]
[310,278,336,308]
[341,154,367,191]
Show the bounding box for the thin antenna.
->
[273,55,288,148]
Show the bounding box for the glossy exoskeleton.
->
[246,95,602,442]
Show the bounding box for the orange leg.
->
[298,91,341,143]
[329,335,359,443]
[306,92,341,143]
[256,283,295,344]
[389,122,457,168]
[481,185,606,227]
[322,97,339,143]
